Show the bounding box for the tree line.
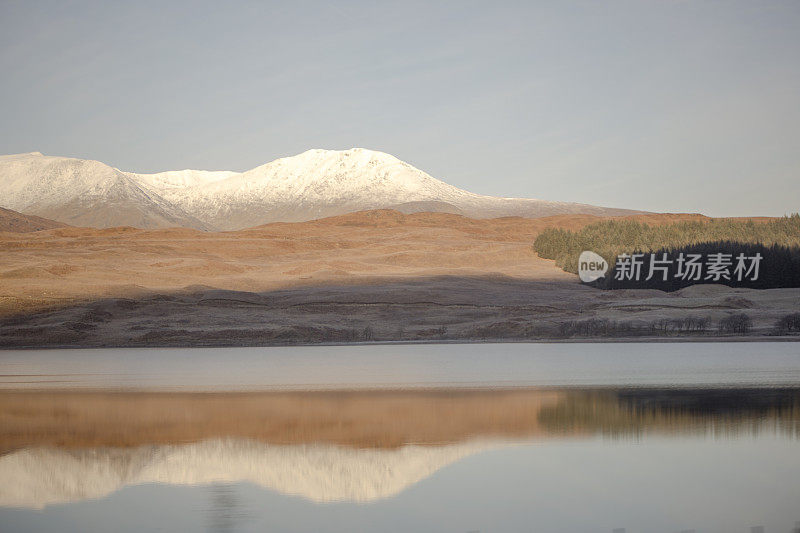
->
[533,215,800,290]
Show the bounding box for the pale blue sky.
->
[1,1,798,216]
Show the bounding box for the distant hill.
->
[0,149,642,230]
[0,206,67,233]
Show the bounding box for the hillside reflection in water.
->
[0,388,798,532]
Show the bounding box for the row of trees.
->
[555,316,729,337]
[533,214,800,290]
[556,313,754,337]
[555,313,800,338]
[596,241,800,290]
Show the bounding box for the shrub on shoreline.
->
[775,313,800,334]
[718,313,753,335]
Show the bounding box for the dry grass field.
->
[1,209,797,346]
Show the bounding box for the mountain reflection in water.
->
[0,388,797,510]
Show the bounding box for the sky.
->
[0,0,798,217]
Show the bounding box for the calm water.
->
[1,342,799,390]
[1,342,799,532]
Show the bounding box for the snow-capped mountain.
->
[0,149,639,230]
[0,152,209,230]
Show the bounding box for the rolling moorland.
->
[1,209,798,347]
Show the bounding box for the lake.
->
[2,342,800,390]
[1,342,799,532]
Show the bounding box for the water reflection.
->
[0,388,798,510]
[206,484,248,533]
[1,439,498,508]
[539,388,800,438]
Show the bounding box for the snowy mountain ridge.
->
[0,149,640,230]
[0,152,210,229]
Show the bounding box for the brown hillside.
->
[0,207,68,233]
[0,209,782,319]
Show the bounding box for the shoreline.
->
[2,334,799,351]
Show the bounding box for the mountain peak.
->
[0,149,642,230]
[256,147,407,174]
